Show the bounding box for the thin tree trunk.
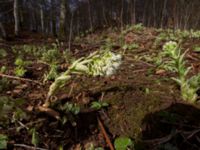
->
[120,0,124,30]
[130,0,136,24]
[152,0,156,27]
[40,5,44,32]
[101,0,108,26]
[68,12,74,51]
[0,22,7,39]
[161,0,167,28]
[14,0,20,36]
[59,0,66,38]
[88,0,93,30]
[51,0,57,36]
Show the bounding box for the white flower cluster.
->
[48,50,122,98]
[163,41,177,52]
[88,51,122,76]
[163,41,179,58]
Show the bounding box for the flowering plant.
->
[162,41,200,103]
[45,50,122,107]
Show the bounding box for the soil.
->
[0,27,200,150]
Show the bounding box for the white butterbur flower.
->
[106,67,115,76]
[112,62,121,69]
[112,54,122,61]
[84,50,122,77]
[47,50,122,98]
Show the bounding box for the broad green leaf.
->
[114,137,133,150]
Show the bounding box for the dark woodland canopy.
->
[0,0,200,38]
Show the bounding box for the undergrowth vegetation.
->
[1,25,200,149]
[162,41,200,103]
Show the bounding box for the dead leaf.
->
[155,69,166,75]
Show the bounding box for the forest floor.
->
[1,26,200,150]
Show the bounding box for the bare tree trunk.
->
[51,0,57,36]
[59,0,67,38]
[142,1,148,26]
[101,0,108,26]
[0,22,6,39]
[120,0,124,30]
[161,0,167,28]
[14,0,20,36]
[88,0,93,30]
[130,0,136,24]
[68,12,74,51]
[152,0,156,27]
[40,5,44,33]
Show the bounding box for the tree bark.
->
[0,22,7,39]
[59,0,67,38]
[51,0,57,36]
[40,5,44,32]
[14,0,20,36]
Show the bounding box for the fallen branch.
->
[98,117,114,150]
[0,73,42,85]
[37,106,60,120]
[14,144,47,150]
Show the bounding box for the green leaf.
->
[15,57,24,66]
[122,44,128,50]
[0,134,8,149]
[91,102,102,110]
[114,137,133,150]
[101,102,109,107]
[193,46,200,52]
[0,66,7,73]
[0,49,7,58]
[30,128,39,147]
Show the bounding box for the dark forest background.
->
[1,0,200,39]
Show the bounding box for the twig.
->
[187,54,200,61]
[143,130,179,146]
[185,129,200,140]
[0,73,42,85]
[97,117,114,150]
[36,60,50,66]
[37,106,60,120]
[99,92,105,102]
[14,144,48,150]
[8,118,46,131]
[68,82,75,97]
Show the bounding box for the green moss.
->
[105,84,169,140]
